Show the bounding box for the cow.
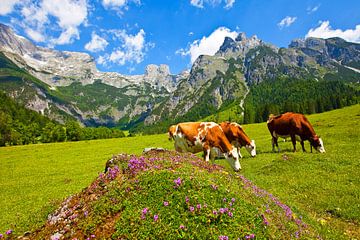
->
[267,112,325,153]
[168,122,241,171]
[220,122,256,158]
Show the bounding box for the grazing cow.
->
[267,112,325,153]
[220,122,256,158]
[168,122,241,171]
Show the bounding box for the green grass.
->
[0,105,359,238]
[0,135,173,233]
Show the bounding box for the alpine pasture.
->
[0,105,359,239]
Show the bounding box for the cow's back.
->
[268,112,315,137]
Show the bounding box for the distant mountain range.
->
[0,23,359,132]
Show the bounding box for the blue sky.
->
[1,0,360,75]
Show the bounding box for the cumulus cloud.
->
[176,26,238,63]
[0,0,21,15]
[190,0,235,9]
[278,16,297,29]
[24,27,45,42]
[98,29,153,66]
[3,0,88,45]
[85,32,109,52]
[306,21,360,43]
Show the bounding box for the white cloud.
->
[24,27,45,42]
[306,21,360,43]
[99,29,153,66]
[177,26,238,63]
[307,4,320,14]
[85,32,109,52]
[0,0,21,15]
[102,0,140,11]
[5,0,88,45]
[190,0,235,9]
[52,26,80,45]
[224,0,235,9]
[278,16,297,29]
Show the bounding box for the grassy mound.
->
[21,150,318,239]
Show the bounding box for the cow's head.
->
[224,147,241,171]
[168,125,177,141]
[245,140,256,157]
[311,136,326,153]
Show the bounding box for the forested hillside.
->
[0,91,125,146]
[243,77,360,123]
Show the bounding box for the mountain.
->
[0,23,189,127]
[0,23,359,132]
[141,32,360,132]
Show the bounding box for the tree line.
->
[243,78,359,123]
[0,91,125,146]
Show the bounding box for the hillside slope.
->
[22,150,318,239]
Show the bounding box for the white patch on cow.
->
[317,138,326,153]
[230,122,242,128]
[245,140,256,157]
[201,122,221,132]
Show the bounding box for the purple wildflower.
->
[219,208,227,214]
[231,198,236,202]
[173,177,182,187]
[84,211,88,217]
[197,204,202,209]
[219,236,229,240]
[5,230,12,235]
[91,235,96,238]
[223,198,227,202]
[0,234,3,238]
[164,201,169,206]
[245,234,255,239]
[261,214,269,225]
[189,206,195,212]
[142,208,149,215]
[185,196,189,203]
[295,231,300,238]
[154,214,159,222]
[179,225,185,229]
[228,211,233,217]
[213,210,218,215]
[211,184,218,190]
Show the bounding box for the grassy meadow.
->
[0,104,359,238]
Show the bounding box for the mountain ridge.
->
[0,23,359,131]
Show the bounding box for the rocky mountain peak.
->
[216,32,263,58]
[0,23,38,55]
[289,38,305,48]
[145,64,171,77]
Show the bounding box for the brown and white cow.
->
[267,112,325,153]
[220,122,256,158]
[168,122,241,171]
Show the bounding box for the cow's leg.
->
[237,147,243,158]
[310,143,313,153]
[272,137,280,152]
[300,140,306,152]
[290,135,297,152]
[203,145,211,162]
